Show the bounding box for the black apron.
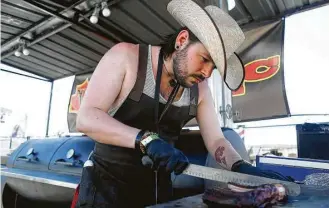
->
[74,45,199,208]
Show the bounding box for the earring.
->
[175,45,179,50]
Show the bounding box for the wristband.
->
[135,130,159,154]
[141,134,159,147]
[140,132,159,154]
[136,129,146,142]
[135,129,146,153]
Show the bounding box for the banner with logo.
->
[232,19,290,122]
[67,72,92,132]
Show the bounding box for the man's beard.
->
[172,46,191,88]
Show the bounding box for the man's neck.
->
[152,46,183,101]
[163,58,174,79]
[160,69,179,100]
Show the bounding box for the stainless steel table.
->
[146,194,207,208]
[146,192,329,208]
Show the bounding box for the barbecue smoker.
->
[1,128,215,207]
[1,135,94,207]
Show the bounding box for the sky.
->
[0,68,51,137]
[1,5,329,148]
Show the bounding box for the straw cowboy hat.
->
[167,0,245,90]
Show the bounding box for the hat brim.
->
[225,53,245,91]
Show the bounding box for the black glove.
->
[231,160,295,182]
[136,131,189,175]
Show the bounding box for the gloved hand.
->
[231,160,295,182]
[136,131,189,175]
[146,138,189,175]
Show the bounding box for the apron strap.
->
[189,84,199,116]
[128,44,149,102]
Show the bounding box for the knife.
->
[182,163,301,196]
[142,156,301,197]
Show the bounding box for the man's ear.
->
[175,30,189,49]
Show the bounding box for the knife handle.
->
[142,155,154,168]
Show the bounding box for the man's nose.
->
[201,66,214,78]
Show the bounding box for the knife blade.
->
[182,164,301,196]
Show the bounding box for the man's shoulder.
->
[106,42,139,57]
[101,42,140,72]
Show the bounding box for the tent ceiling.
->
[1,0,328,80]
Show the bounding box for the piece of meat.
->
[203,183,287,208]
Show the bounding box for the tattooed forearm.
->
[210,139,242,170]
[215,146,227,167]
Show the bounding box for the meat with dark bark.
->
[203,183,287,208]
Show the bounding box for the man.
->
[72,0,292,207]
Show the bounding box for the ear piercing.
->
[175,45,180,50]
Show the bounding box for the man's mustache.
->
[193,75,205,81]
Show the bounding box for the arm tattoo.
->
[215,146,227,167]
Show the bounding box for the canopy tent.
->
[2,0,329,80]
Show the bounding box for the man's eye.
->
[201,56,208,62]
